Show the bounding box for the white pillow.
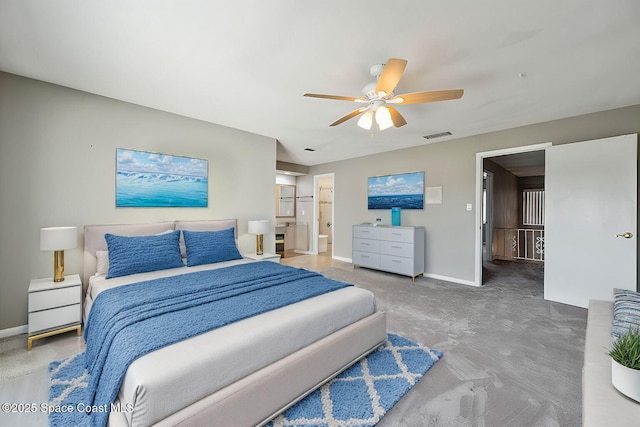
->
[96,250,109,276]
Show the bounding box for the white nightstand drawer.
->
[381,255,415,276]
[353,237,381,253]
[28,304,81,334]
[29,285,80,312]
[380,227,414,243]
[353,226,381,239]
[244,253,281,263]
[352,250,380,269]
[380,240,414,258]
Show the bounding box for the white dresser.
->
[28,274,82,350]
[352,225,425,280]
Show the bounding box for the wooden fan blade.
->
[394,89,464,104]
[375,58,407,96]
[329,109,363,126]
[387,106,407,127]
[304,93,362,102]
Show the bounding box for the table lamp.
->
[248,220,270,255]
[40,226,77,282]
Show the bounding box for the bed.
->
[82,219,387,427]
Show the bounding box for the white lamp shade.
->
[40,226,78,251]
[375,106,394,130]
[357,110,374,130]
[248,220,270,235]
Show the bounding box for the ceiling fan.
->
[304,58,463,131]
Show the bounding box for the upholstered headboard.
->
[82,219,238,294]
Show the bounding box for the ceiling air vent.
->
[304,148,316,152]
[423,131,452,140]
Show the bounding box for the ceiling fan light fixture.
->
[357,109,374,130]
[375,106,393,130]
[304,58,464,129]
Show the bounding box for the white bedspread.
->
[84,260,377,427]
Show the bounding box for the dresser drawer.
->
[353,226,381,240]
[381,255,415,276]
[380,240,414,258]
[352,250,381,269]
[28,304,81,334]
[380,227,414,243]
[29,285,80,312]
[353,237,381,253]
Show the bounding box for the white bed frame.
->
[82,220,387,427]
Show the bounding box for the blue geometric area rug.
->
[48,334,441,427]
[267,334,442,427]
[48,352,89,427]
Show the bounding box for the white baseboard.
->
[423,273,478,287]
[0,324,27,339]
[330,258,476,286]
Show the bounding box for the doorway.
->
[474,143,551,286]
[313,173,334,257]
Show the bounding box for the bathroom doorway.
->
[313,173,334,257]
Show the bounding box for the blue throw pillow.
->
[105,230,183,279]
[612,288,640,339]
[183,228,242,267]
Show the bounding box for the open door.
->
[545,134,637,308]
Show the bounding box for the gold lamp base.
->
[53,250,65,282]
[256,234,264,255]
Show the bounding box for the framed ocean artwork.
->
[367,171,424,210]
[116,148,208,207]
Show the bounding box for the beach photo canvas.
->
[116,148,208,207]
[368,171,424,210]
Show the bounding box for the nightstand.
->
[28,274,82,350]
[244,253,282,263]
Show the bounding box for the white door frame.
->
[312,172,335,255]
[474,142,552,287]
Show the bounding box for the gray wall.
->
[309,104,640,284]
[0,72,276,332]
[4,68,638,330]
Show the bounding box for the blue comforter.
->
[83,261,352,427]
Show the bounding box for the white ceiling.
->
[1,1,639,167]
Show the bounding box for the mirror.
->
[276,184,296,217]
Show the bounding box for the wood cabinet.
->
[352,225,425,280]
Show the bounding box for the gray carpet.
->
[316,259,586,427]
[0,258,585,427]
